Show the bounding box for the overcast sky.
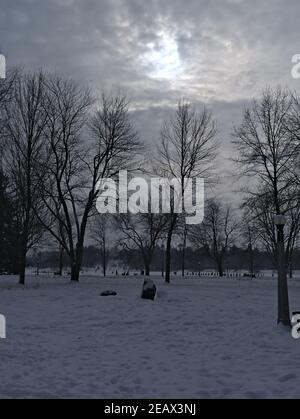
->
[1,0,300,195]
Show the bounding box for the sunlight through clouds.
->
[139,31,184,80]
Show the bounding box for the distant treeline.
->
[25,245,297,274]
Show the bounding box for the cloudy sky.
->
[1,0,300,195]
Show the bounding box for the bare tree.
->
[233,87,300,326]
[0,70,20,274]
[233,88,299,215]
[158,101,217,283]
[285,93,300,203]
[240,214,260,277]
[175,218,188,277]
[2,71,47,284]
[38,84,141,282]
[118,213,168,276]
[91,215,111,277]
[243,190,300,276]
[190,199,238,277]
[180,224,188,277]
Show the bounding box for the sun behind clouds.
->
[140,30,184,81]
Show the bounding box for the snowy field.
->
[0,275,300,399]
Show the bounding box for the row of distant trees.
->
[1,68,300,283]
[29,244,291,275]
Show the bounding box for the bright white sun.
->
[141,32,182,80]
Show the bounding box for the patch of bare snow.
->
[0,275,299,399]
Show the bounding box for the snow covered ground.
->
[0,275,300,399]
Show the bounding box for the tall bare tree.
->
[38,84,141,282]
[240,212,260,277]
[190,199,238,277]
[91,215,111,277]
[158,101,217,283]
[118,213,168,276]
[2,71,47,284]
[0,70,20,274]
[233,87,300,326]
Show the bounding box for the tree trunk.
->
[215,252,224,277]
[277,225,291,327]
[143,252,151,277]
[289,255,293,279]
[182,228,187,277]
[182,249,186,277]
[19,265,26,285]
[70,238,85,282]
[103,258,106,277]
[290,265,293,279]
[19,246,27,285]
[59,246,63,276]
[71,262,80,282]
[145,264,150,277]
[217,262,224,278]
[165,231,173,284]
[249,245,254,277]
[102,245,106,277]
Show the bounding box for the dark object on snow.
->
[54,271,62,276]
[141,279,157,301]
[0,270,9,276]
[100,290,117,297]
[243,273,256,279]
